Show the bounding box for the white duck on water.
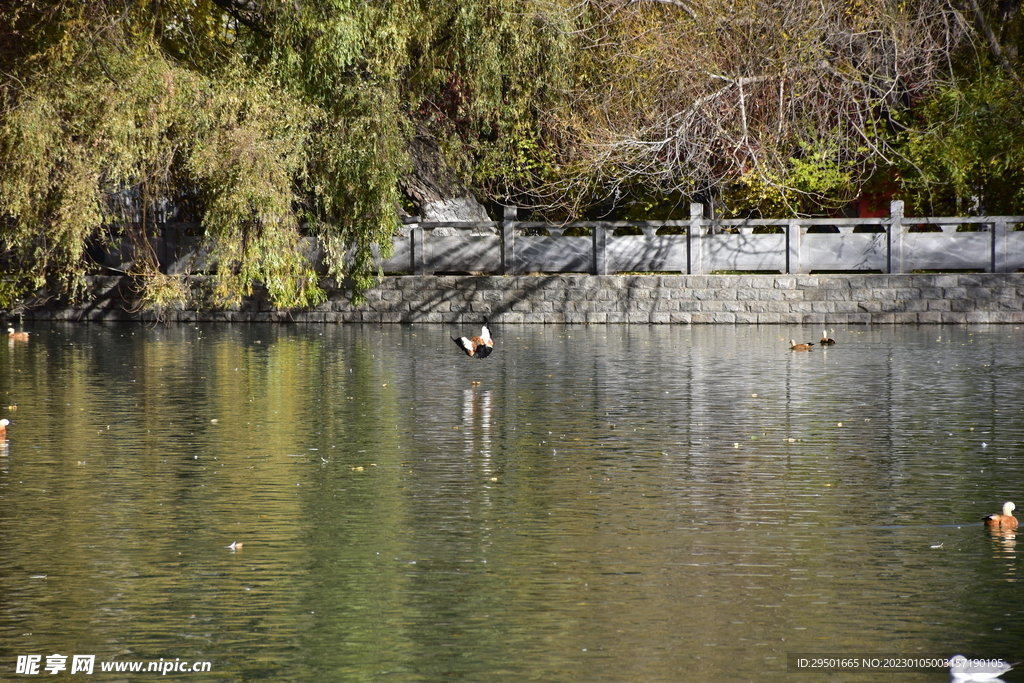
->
[949,654,1015,681]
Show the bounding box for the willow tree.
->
[0,0,579,312]
[0,2,326,310]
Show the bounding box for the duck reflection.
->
[988,528,1017,551]
[0,418,8,462]
[987,527,1017,582]
[460,386,493,470]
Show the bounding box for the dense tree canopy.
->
[0,0,577,310]
[553,0,971,217]
[0,0,1020,312]
[894,4,1024,215]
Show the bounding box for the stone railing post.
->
[786,220,801,274]
[593,224,608,275]
[411,225,427,275]
[688,203,704,274]
[993,219,1008,273]
[888,200,904,274]
[502,205,517,275]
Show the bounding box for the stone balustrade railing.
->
[384,201,1023,276]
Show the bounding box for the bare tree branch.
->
[538,0,969,214]
[631,0,696,20]
[963,0,1018,77]
[209,0,269,37]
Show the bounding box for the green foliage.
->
[2,0,1021,317]
[0,0,582,312]
[617,192,693,222]
[0,3,329,310]
[725,141,857,218]
[401,0,577,202]
[894,69,1024,215]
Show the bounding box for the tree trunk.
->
[402,126,490,222]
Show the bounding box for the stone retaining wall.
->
[17,273,1024,324]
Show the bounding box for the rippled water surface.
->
[1,322,1023,682]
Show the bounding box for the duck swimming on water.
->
[983,501,1018,530]
[452,321,494,359]
[820,330,836,345]
[7,328,28,341]
[790,340,814,351]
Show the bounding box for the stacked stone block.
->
[18,273,1024,324]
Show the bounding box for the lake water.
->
[1,322,1022,682]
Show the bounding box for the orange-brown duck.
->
[983,501,1018,530]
